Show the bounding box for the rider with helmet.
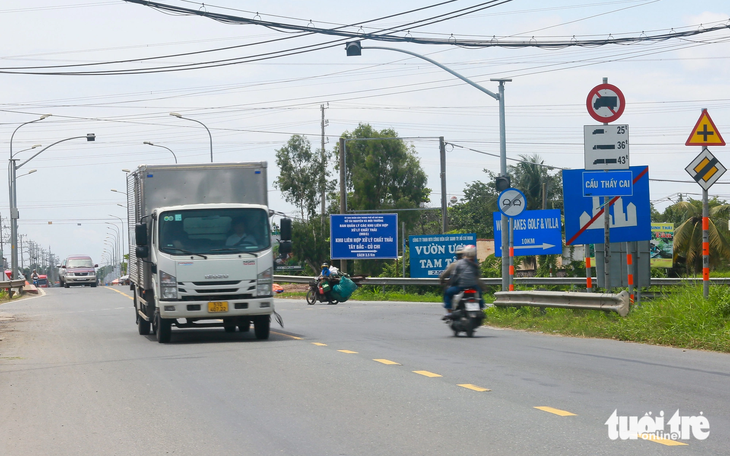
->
[442,244,484,317]
[31,269,40,286]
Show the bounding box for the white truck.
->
[127,163,291,343]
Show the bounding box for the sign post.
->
[498,188,526,291]
[685,109,726,298]
[584,78,627,292]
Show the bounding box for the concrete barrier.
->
[493,290,630,317]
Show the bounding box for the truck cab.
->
[127,162,290,343]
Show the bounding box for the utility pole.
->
[339,136,347,275]
[320,103,328,221]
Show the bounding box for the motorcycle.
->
[446,288,484,337]
[306,279,339,305]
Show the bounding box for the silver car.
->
[59,255,98,288]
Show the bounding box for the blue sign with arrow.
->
[563,165,651,245]
[493,209,563,257]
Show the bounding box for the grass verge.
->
[484,284,730,352]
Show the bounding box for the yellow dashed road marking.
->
[106,287,133,299]
[312,342,327,346]
[458,384,491,392]
[270,331,302,340]
[413,370,442,378]
[639,435,688,446]
[374,359,401,365]
[534,406,576,417]
[338,350,358,354]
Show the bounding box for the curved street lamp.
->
[143,141,178,163]
[170,112,212,162]
[8,128,95,280]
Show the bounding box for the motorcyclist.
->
[317,263,334,300]
[442,245,484,318]
[31,269,40,286]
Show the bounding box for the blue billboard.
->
[564,165,651,245]
[330,214,398,259]
[409,234,477,278]
[493,209,563,257]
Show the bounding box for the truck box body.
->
[127,162,276,342]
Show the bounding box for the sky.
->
[0,0,728,270]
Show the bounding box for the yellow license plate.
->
[208,301,229,313]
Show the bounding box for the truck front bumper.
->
[158,297,274,319]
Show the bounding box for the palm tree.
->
[508,154,562,210]
[671,199,730,273]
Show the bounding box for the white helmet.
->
[461,244,476,258]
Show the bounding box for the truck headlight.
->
[257,267,272,297]
[160,270,178,300]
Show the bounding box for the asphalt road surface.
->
[1,287,728,455]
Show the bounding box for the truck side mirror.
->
[136,245,149,259]
[280,218,292,241]
[279,241,292,255]
[135,223,148,246]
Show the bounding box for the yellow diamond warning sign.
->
[686,109,725,146]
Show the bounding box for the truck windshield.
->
[159,208,270,256]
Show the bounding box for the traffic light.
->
[495,175,511,192]
[346,41,362,57]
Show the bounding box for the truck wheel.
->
[155,311,172,343]
[138,314,151,335]
[238,320,250,332]
[91,282,97,288]
[223,318,236,333]
[253,316,270,340]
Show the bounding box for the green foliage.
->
[448,178,499,238]
[275,135,333,221]
[508,154,563,211]
[485,284,730,352]
[668,198,730,273]
[339,124,429,219]
[291,218,331,273]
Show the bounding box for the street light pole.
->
[108,214,126,274]
[10,133,96,279]
[9,116,50,279]
[143,141,178,163]
[345,42,512,290]
[169,113,212,162]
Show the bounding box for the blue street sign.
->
[582,170,633,197]
[563,165,651,245]
[330,214,398,259]
[493,209,563,257]
[409,234,477,278]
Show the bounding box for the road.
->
[1,287,728,455]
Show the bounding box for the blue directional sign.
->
[330,214,398,259]
[582,170,633,197]
[409,233,477,278]
[563,165,651,245]
[493,209,563,257]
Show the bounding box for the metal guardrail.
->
[274,275,591,287]
[0,279,27,298]
[493,290,631,317]
[274,275,730,287]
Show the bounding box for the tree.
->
[291,218,331,274]
[339,124,430,217]
[508,154,562,210]
[275,135,330,221]
[668,198,730,273]
[336,124,430,276]
[448,175,499,238]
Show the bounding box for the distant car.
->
[36,274,49,288]
[58,255,98,288]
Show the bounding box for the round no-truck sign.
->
[586,83,625,123]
